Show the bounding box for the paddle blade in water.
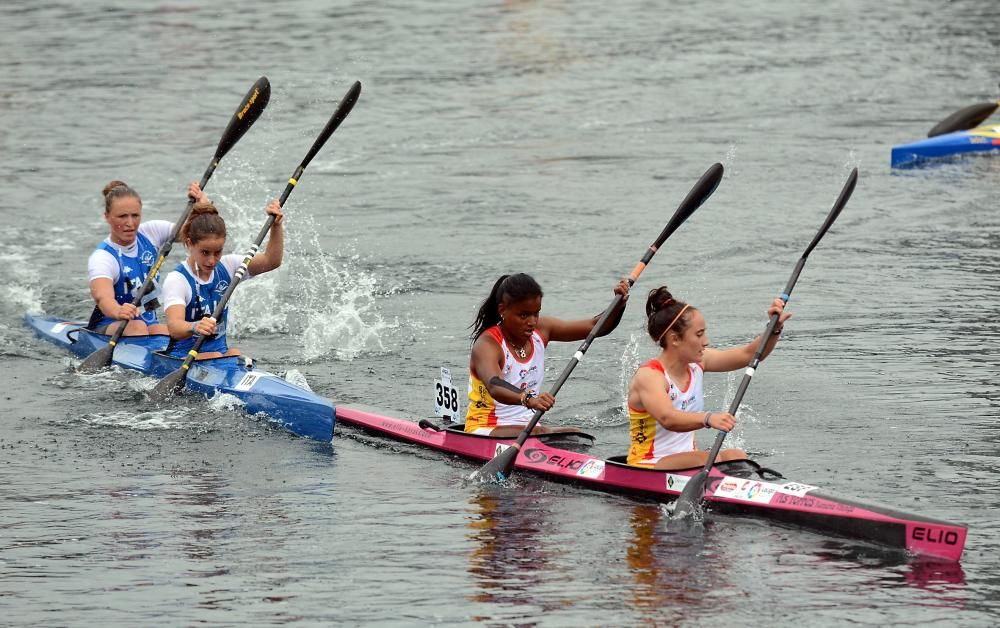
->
[469,445,519,483]
[149,368,187,402]
[215,76,271,160]
[927,101,998,137]
[671,471,708,519]
[78,344,114,373]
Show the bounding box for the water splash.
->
[723,143,739,177]
[77,408,193,431]
[195,192,396,362]
[0,248,42,316]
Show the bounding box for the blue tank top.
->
[93,231,160,326]
[164,261,233,358]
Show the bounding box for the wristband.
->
[772,326,783,336]
[703,412,714,428]
[522,392,535,407]
[191,321,198,335]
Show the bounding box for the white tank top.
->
[466,327,546,429]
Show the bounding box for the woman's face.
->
[187,235,226,279]
[670,309,709,363]
[105,197,142,246]
[498,295,542,342]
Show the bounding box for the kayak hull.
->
[24,313,335,442]
[335,404,967,562]
[891,124,1000,168]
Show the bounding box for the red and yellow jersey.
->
[465,326,546,433]
[627,359,703,466]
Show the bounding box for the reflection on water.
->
[465,490,572,615]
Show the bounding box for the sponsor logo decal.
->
[778,482,817,497]
[576,459,604,479]
[666,473,689,491]
[234,372,272,391]
[911,526,959,546]
[522,448,585,471]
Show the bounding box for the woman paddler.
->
[160,198,284,360]
[626,286,790,469]
[87,180,206,335]
[465,273,630,437]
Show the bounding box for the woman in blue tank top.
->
[87,180,205,335]
[160,199,284,359]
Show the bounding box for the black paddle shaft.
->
[470,163,725,482]
[81,77,270,372]
[174,81,362,371]
[672,168,858,518]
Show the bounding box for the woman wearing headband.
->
[626,286,789,469]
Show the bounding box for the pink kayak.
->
[335,404,967,562]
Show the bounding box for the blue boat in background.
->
[24,313,335,442]
[891,123,1000,168]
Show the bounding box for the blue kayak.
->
[891,123,1000,168]
[24,313,335,441]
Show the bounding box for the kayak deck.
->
[24,313,335,441]
[335,404,967,562]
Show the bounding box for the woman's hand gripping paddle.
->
[148,81,362,402]
[469,163,726,484]
[671,167,858,520]
[79,77,271,373]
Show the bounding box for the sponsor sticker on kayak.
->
[576,459,604,479]
[713,478,779,504]
[666,473,689,492]
[235,372,265,391]
[778,482,817,497]
[494,443,510,457]
[49,322,70,334]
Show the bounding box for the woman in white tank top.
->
[465,273,630,437]
[626,286,790,470]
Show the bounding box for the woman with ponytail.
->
[465,273,630,436]
[160,198,284,359]
[87,180,206,335]
[626,286,790,469]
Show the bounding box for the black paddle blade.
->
[215,76,271,160]
[803,167,858,257]
[928,101,998,137]
[653,162,724,248]
[78,344,114,373]
[672,470,709,519]
[148,367,187,402]
[469,445,519,483]
[300,81,362,171]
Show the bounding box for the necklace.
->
[508,336,528,359]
